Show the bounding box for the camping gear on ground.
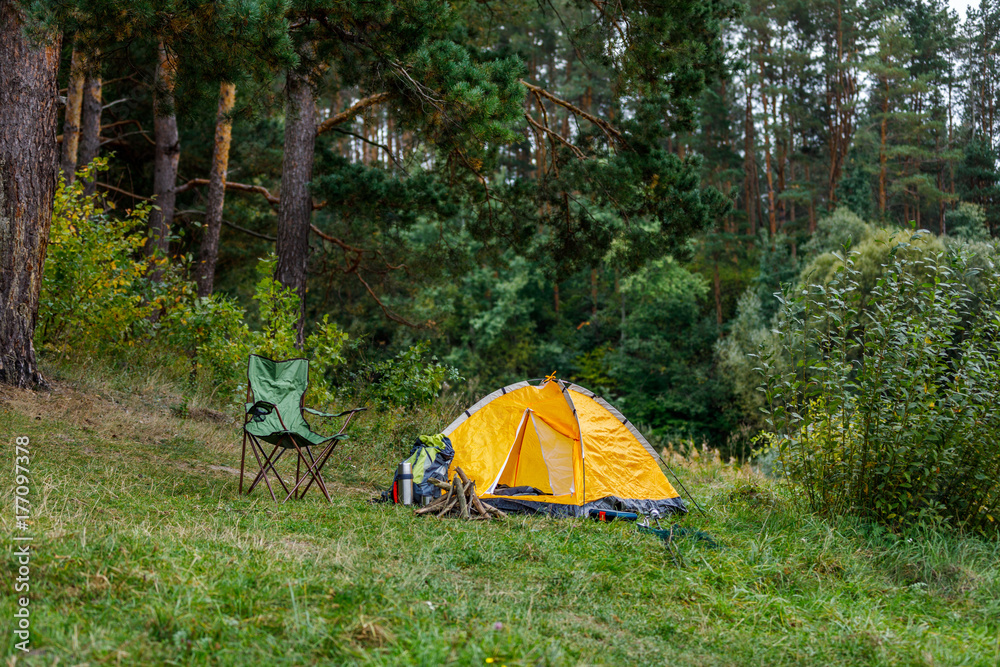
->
[414,467,507,520]
[399,461,414,505]
[492,485,548,496]
[240,354,365,503]
[441,376,687,517]
[589,509,639,522]
[384,434,454,504]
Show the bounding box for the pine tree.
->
[0,0,61,387]
[147,41,180,264]
[195,81,236,296]
[955,135,1000,232]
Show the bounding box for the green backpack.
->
[384,434,455,504]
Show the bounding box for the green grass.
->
[2,365,1000,665]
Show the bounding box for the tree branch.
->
[175,178,330,210]
[520,79,628,148]
[525,112,586,161]
[356,272,422,328]
[97,182,151,200]
[175,178,280,206]
[316,92,390,135]
[309,223,366,254]
[327,126,405,170]
[176,209,278,241]
[173,180,417,327]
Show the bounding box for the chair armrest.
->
[304,407,367,418]
[246,400,277,415]
[246,401,279,424]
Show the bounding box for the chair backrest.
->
[247,355,310,432]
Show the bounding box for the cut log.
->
[469,481,488,516]
[415,496,450,514]
[454,477,470,520]
[429,478,451,492]
[435,498,457,518]
[480,501,507,518]
[414,471,506,520]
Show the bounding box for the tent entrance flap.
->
[488,409,577,496]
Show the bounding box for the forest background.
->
[19,0,1000,460]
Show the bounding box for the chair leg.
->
[240,430,247,495]
[246,439,275,493]
[246,436,291,502]
[304,446,333,502]
[295,411,354,500]
[297,440,339,499]
[283,442,312,502]
[249,443,290,497]
[283,442,331,503]
[247,436,277,502]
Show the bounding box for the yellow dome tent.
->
[443,377,686,517]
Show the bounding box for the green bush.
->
[160,255,350,407]
[720,224,944,435]
[802,207,874,256]
[758,233,1000,534]
[351,341,462,408]
[946,202,991,242]
[38,160,160,354]
[37,165,349,410]
[608,257,732,445]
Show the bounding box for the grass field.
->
[2,364,1000,666]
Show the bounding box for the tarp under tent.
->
[442,377,686,517]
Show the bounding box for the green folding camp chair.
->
[240,354,365,503]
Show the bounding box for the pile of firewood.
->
[415,467,507,520]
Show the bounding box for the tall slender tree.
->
[147,42,180,263]
[77,56,101,194]
[274,60,318,337]
[61,46,85,181]
[195,81,236,296]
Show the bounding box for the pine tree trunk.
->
[275,67,317,344]
[147,42,180,263]
[806,162,816,233]
[939,173,946,235]
[776,43,787,228]
[743,84,757,235]
[828,0,847,205]
[61,47,85,182]
[879,84,888,216]
[0,2,60,388]
[387,113,395,161]
[759,44,777,238]
[196,81,236,297]
[617,269,625,345]
[713,259,723,326]
[78,65,102,195]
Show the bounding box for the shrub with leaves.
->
[37,167,350,410]
[758,233,1000,533]
[164,255,349,407]
[38,160,156,354]
[352,341,462,408]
